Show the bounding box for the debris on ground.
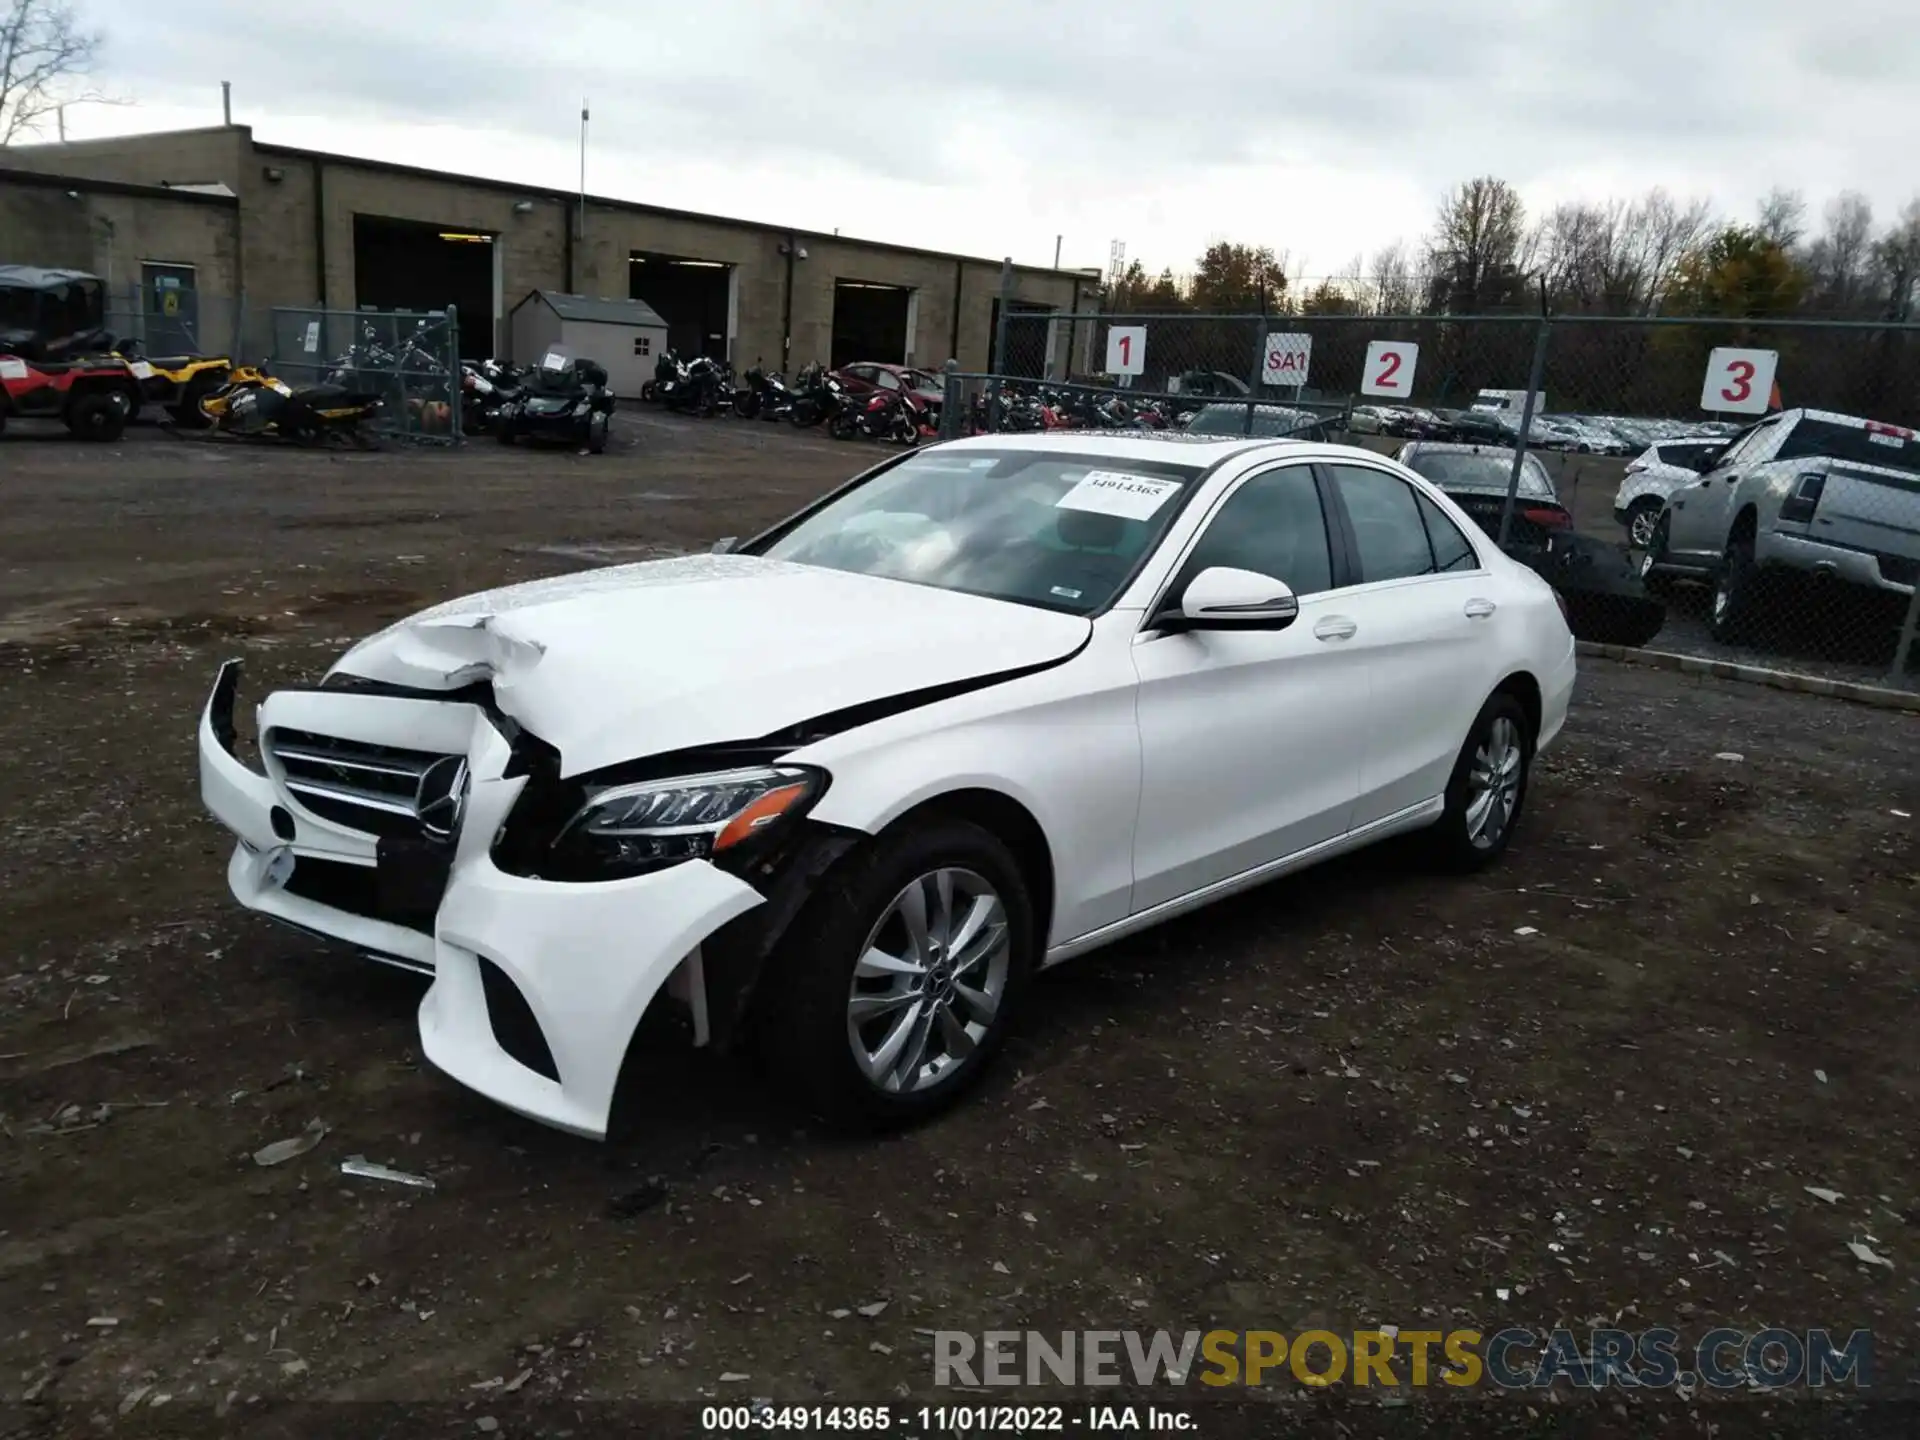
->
[340,1157,435,1190]
[252,1118,328,1167]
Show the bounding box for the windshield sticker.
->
[0,358,26,381]
[1055,470,1181,521]
[1050,585,1084,600]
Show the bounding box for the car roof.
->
[930,431,1363,466]
[1400,441,1544,462]
[0,264,99,291]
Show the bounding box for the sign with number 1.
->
[1360,340,1418,397]
[1105,326,1146,377]
[1700,348,1778,416]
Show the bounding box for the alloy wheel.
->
[1628,507,1659,549]
[1464,716,1523,850]
[846,867,1010,1095]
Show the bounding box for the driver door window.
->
[1171,463,1334,600]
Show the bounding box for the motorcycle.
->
[495,346,615,453]
[732,364,795,421]
[459,359,524,434]
[660,354,729,416]
[198,365,383,444]
[786,363,845,429]
[831,388,937,445]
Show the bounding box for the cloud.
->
[73,0,1920,274]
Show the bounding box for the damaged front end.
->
[197,656,858,1139]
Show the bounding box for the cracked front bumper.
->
[198,661,765,1139]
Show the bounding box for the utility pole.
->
[222,81,232,126]
[578,99,590,288]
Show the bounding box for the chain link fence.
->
[104,284,248,364]
[962,307,1920,693]
[267,307,463,443]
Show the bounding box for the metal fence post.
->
[988,258,1012,434]
[1244,304,1268,436]
[447,304,463,443]
[939,358,962,440]
[1891,585,1920,683]
[1497,295,1553,550]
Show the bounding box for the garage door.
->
[831,281,912,370]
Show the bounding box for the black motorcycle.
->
[661,354,729,417]
[495,346,614,453]
[732,364,795,421]
[460,359,524,435]
[787,363,845,429]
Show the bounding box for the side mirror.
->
[1156,567,1299,632]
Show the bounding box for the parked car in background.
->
[1185,402,1328,439]
[831,362,945,410]
[1444,409,1518,445]
[198,433,1575,1139]
[1614,438,1727,547]
[1379,406,1446,438]
[1348,404,1387,434]
[1397,441,1666,647]
[1640,408,1920,644]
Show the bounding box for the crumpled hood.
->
[331,554,1090,776]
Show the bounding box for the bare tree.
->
[1370,241,1418,314]
[1754,186,1807,250]
[1626,189,1713,314]
[1426,177,1529,312]
[1872,198,1920,322]
[1803,192,1876,315]
[0,0,103,145]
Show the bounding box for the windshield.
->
[1402,449,1555,498]
[754,448,1203,614]
[1186,403,1320,438]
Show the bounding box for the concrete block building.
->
[0,124,1093,372]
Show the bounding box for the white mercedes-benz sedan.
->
[198,433,1575,1139]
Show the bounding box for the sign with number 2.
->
[1700,348,1778,417]
[1360,340,1418,397]
[1105,326,1146,377]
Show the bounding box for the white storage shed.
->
[508,291,670,398]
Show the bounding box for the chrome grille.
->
[265,727,455,838]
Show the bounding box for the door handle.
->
[1313,615,1358,642]
[1464,598,1497,619]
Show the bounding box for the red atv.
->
[0,351,142,441]
[0,266,142,441]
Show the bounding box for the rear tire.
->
[1638,513,1677,599]
[1708,525,1768,646]
[1421,691,1534,873]
[68,393,127,442]
[755,818,1035,1131]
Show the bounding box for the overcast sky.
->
[59,0,1920,275]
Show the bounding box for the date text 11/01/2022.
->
[701,1406,1193,1432]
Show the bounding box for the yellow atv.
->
[114,341,232,427]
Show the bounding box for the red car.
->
[829,362,945,411]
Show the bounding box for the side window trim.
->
[1137,458,1337,629]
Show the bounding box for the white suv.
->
[1614,439,1728,547]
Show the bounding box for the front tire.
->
[586,412,609,454]
[756,818,1035,1130]
[1625,500,1662,551]
[1422,691,1533,872]
[1638,513,1677,599]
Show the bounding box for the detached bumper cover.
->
[198,661,765,1138]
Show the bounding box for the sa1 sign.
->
[1360,340,1418,398]
[1700,348,1778,416]
[1105,325,1146,377]
[1262,332,1312,387]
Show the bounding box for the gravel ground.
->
[2,415,1916,1435]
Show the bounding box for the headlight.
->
[553,764,824,877]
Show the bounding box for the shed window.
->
[633,334,651,356]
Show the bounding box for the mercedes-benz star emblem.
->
[414,755,470,841]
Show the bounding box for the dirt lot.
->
[2,415,1916,1432]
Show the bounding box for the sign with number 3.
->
[1700,348,1778,416]
[1360,340,1418,398]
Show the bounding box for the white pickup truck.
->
[1639,407,1920,644]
